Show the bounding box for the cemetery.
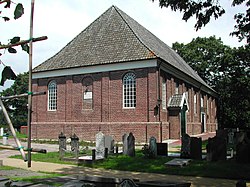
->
[1,129,250,186]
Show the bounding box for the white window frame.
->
[175,82,179,94]
[123,72,136,108]
[194,94,197,114]
[201,95,204,108]
[48,80,57,111]
[162,78,166,109]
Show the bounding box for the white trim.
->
[201,112,207,133]
[33,59,157,79]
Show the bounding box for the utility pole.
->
[27,0,35,168]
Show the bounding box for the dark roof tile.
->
[33,6,212,92]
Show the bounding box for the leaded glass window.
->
[123,73,136,108]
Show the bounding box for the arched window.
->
[123,72,136,108]
[48,80,57,111]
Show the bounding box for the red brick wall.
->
[32,66,217,142]
[31,121,169,143]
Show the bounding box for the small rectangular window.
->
[175,82,179,94]
[194,94,197,114]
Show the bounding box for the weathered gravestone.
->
[122,133,129,155]
[127,133,135,157]
[58,132,67,159]
[70,133,79,161]
[156,143,168,156]
[96,131,105,158]
[104,135,115,154]
[149,136,157,158]
[190,137,202,160]
[235,132,250,163]
[206,135,227,161]
[180,134,191,158]
[70,133,79,152]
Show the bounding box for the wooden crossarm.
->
[0,36,48,50]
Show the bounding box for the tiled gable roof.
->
[33,5,211,91]
[168,94,188,110]
[33,6,156,72]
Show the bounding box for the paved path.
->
[1,158,242,187]
[1,133,249,187]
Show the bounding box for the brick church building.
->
[32,6,218,142]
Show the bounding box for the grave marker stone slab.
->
[104,135,114,153]
[156,143,168,156]
[127,133,135,157]
[149,136,157,158]
[58,132,67,159]
[122,133,129,155]
[236,132,250,163]
[190,137,202,160]
[96,132,105,158]
[180,134,191,158]
[206,136,227,161]
[70,133,79,152]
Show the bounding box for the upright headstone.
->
[70,133,79,161]
[206,135,227,161]
[156,143,168,156]
[235,132,250,163]
[104,135,114,153]
[190,137,202,160]
[96,132,105,158]
[127,133,135,157]
[58,132,66,159]
[122,133,129,155]
[149,136,157,158]
[70,133,79,152]
[180,134,191,158]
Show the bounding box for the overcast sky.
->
[0,0,247,90]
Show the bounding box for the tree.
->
[152,0,250,43]
[172,36,234,86]
[172,37,250,129]
[0,1,26,85]
[0,72,28,129]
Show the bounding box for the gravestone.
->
[149,136,157,158]
[104,135,114,153]
[156,143,168,156]
[70,133,79,161]
[180,134,191,158]
[96,131,105,158]
[127,132,135,157]
[206,135,227,161]
[70,133,79,152]
[235,132,250,163]
[122,133,129,155]
[190,137,202,160]
[58,132,67,159]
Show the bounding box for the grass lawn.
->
[10,150,250,180]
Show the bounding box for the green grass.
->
[0,165,17,170]
[10,151,77,165]
[0,165,65,186]
[85,150,250,180]
[9,150,250,180]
